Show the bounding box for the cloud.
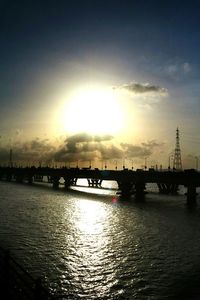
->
[183,62,191,74]
[141,140,165,148]
[114,81,168,96]
[164,61,191,80]
[121,140,164,158]
[121,143,152,158]
[15,129,23,137]
[0,138,56,164]
[63,133,113,153]
[54,133,118,162]
[0,134,164,166]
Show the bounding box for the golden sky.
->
[0,1,200,169]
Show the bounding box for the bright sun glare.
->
[59,87,124,135]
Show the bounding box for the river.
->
[0,180,200,299]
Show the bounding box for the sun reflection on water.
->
[63,199,119,298]
[75,199,108,235]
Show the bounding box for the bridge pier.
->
[64,177,77,189]
[15,175,24,183]
[52,176,60,189]
[117,180,135,198]
[6,174,12,182]
[87,179,102,188]
[185,185,198,206]
[134,182,146,201]
[27,176,33,184]
[64,178,70,189]
[117,181,146,201]
[34,175,43,182]
[47,176,53,183]
[71,178,77,186]
[157,183,179,195]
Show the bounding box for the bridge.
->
[0,166,200,205]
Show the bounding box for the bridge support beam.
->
[185,185,197,206]
[87,179,102,188]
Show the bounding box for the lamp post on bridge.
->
[168,154,174,170]
[144,157,147,170]
[129,159,134,170]
[122,158,126,170]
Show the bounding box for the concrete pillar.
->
[186,185,197,206]
[135,182,146,201]
[47,176,53,183]
[64,179,70,189]
[170,183,179,194]
[28,176,33,184]
[117,181,134,198]
[71,178,77,186]
[64,177,74,189]
[34,175,43,182]
[6,174,12,182]
[16,176,23,183]
[52,176,60,189]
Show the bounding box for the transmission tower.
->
[173,127,182,170]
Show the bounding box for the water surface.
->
[0,181,200,299]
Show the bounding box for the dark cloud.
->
[0,133,163,166]
[98,144,123,160]
[121,140,163,158]
[54,133,118,162]
[94,134,113,142]
[0,138,56,165]
[121,143,151,158]
[65,133,113,144]
[114,81,167,95]
[65,133,93,144]
[62,133,113,154]
[141,140,165,148]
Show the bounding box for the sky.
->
[0,0,200,169]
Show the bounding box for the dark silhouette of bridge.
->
[0,166,200,205]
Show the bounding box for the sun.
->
[59,86,124,135]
